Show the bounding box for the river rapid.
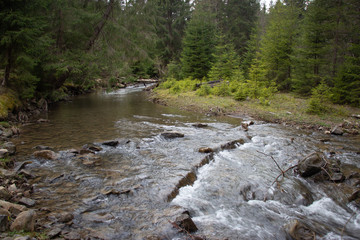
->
[13,86,360,239]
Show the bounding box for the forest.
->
[1,0,359,112]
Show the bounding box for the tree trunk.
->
[56,9,64,52]
[86,0,115,51]
[2,47,12,87]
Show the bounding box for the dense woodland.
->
[0,0,359,109]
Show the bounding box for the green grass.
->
[151,89,360,129]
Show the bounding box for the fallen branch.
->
[257,151,285,176]
[272,164,298,185]
[341,212,356,240]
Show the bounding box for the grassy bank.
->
[0,88,21,120]
[150,88,360,131]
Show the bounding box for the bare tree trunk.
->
[86,0,115,51]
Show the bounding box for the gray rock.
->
[19,197,36,207]
[331,125,344,135]
[0,214,10,232]
[0,186,12,200]
[0,149,8,158]
[48,227,62,239]
[2,142,16,155]
[10,210,36,232]
[0,200,27,215]
[297,152,326,177]
[161,132,184,139]
[58,213,74,223]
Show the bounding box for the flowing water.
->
[13,86,360,239]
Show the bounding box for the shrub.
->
[212,82,231,97]
[306,82,331,114]
[196,84,211,96]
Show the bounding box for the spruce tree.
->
[180,1,216,79]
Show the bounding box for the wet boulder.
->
[221,139,245,150]
[198,147,213,153]
[161,132,184,139]
[10,210,36,232]
[174,212,198,233]
[297,152,327,177]
[33,150,58,160]
[102,140,119,147]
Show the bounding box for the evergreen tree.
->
[154,0,191,70]
[219,0,259,56]
[292,0,336,95]
[0,0,51,98]
[208,34,239,80]
[256,0,303,91]
[180,0,217,79]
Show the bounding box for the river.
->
[13,86,360,239]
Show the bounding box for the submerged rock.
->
[33,150,58,160]
[192,123,208,128]
[161,132,185,139]
[285,220,317,240]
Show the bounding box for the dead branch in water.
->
[256,151,298,185]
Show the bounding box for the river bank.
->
[148,88,360,135]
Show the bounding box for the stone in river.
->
[102,140,119,147]
[297,152,326,177]
[161,132,184,139]
[33,150,58,160]
[174,212,198,233]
